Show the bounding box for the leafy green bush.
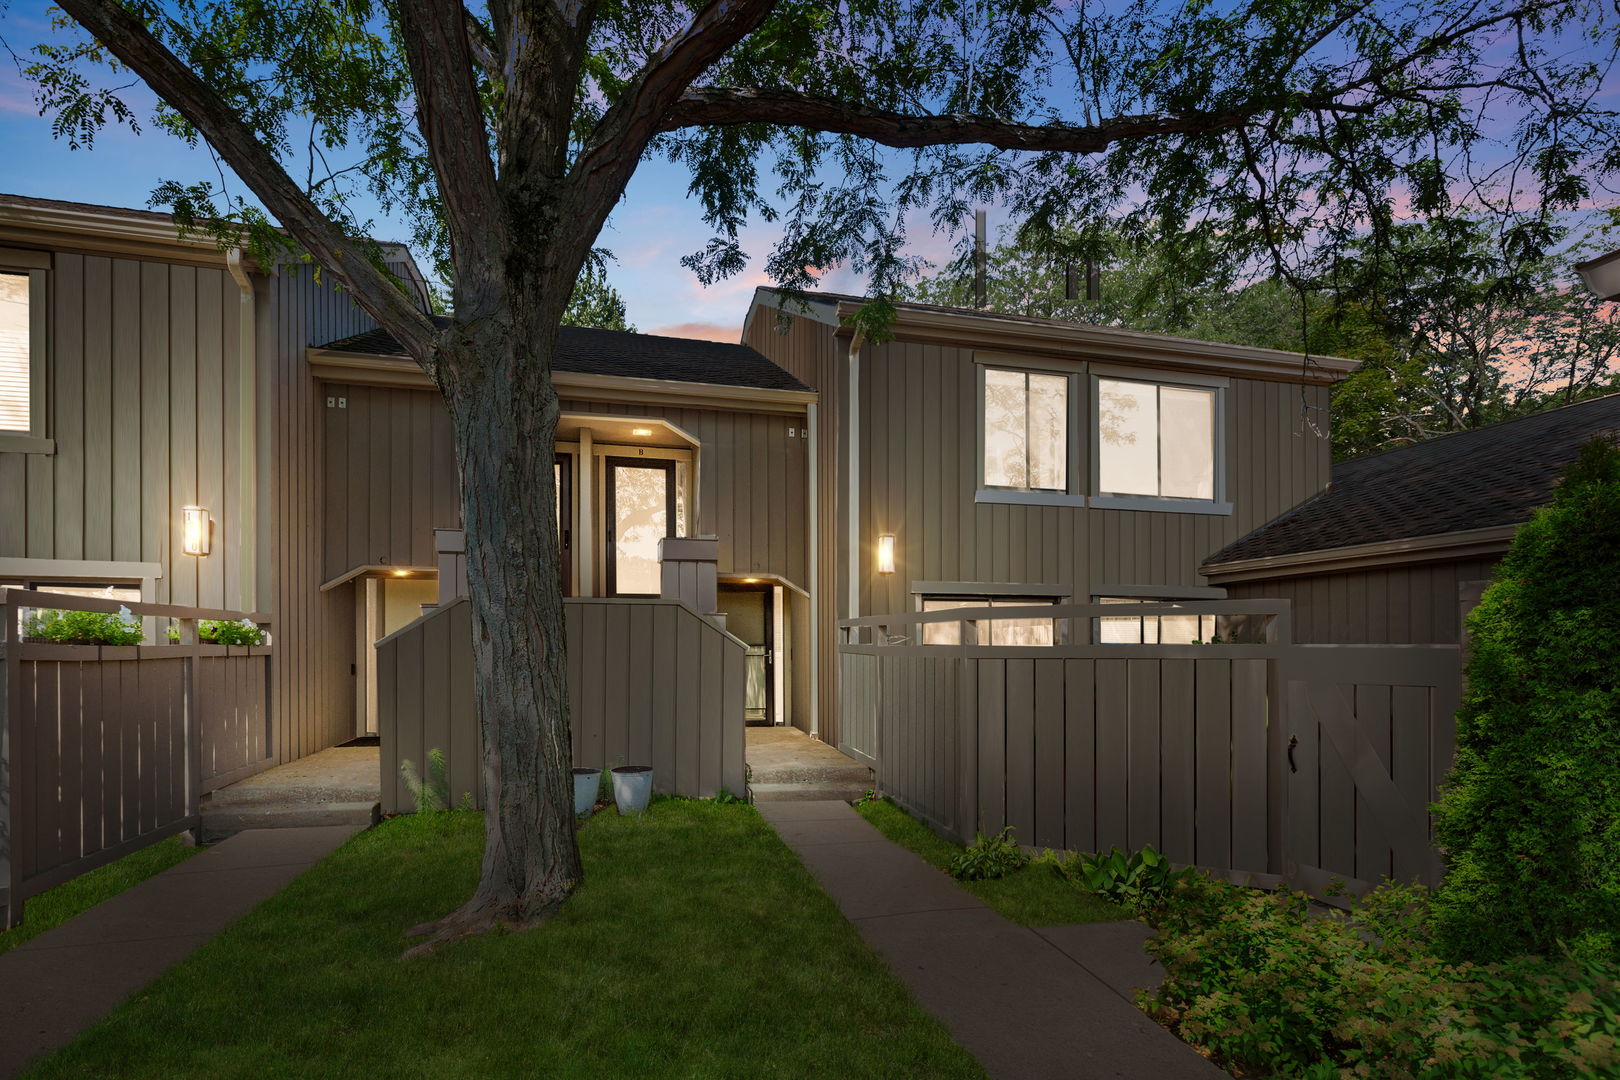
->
[22,606,143,646]
[948,826,1027,880]
[1432,436,1620,964]
[1072,845,1189,912]
[165,619,267,645]
[1145,874,1620,1078]
[400,748,450,813]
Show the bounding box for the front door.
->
[718,584,774,725]
[605,457,676,597]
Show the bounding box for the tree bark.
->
[406,310,579,952]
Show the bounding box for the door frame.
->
[555,452,574,596]
[719,581,776,726]
[604,455,677,597]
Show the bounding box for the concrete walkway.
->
[0,825,358,1079]
[200,745,381,836]
[758,801,1223,1080]
[746,726,872,802]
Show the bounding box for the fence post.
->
[1,594,20,928]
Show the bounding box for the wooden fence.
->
[841,601,1461,895]
[377,595,747,814]
[2,590,273,928]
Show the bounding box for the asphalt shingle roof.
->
[320,318,811,393]
[1205,393,1620,566]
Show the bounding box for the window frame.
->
[1089,367,1229,516]
[916,591,1064,646]
[975,360,1084,507]
[0,248,52,455]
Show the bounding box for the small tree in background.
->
[1432,437,1620,963]
[562,263,636,332]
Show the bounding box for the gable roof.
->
[319,318,812,393]
[1204,393,1620,569]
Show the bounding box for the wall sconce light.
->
[181,506,211,556]
[631,427,654,437]
[877,534,896,574]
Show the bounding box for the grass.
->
[854,797,1129,927]
[0,836,198,958]
[27,800,985,1080]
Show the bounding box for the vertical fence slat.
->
[1391,684,1433,885]
[1354,684,1394,883]
[1230,658,1268,874]
[1160,658,1196,865]
[1062,658,1095,854]
[1193,658,1232,869]
[1033,659,1064,850]
[1126,658,1161,852]
[1094,659,1129,853]
[976,659,1006,835]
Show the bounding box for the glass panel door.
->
[554,453,574,595]
[605,457,676,597]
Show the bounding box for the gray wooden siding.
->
[0,251,253,610]
[376,595,747,813]
[267,264,379,761]
[1223,557,1501,644]
[318,387,809,589]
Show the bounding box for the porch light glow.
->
[181,506,211,556]
[631,427,654,436]
[877,534,896,574]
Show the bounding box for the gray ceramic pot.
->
[611,765,654,815]
[572,768,601,816]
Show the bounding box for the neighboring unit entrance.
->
[605,456,676,597]
[718,583,774,725]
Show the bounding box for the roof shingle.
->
[319,318,811,393]
[1205,393,1620,566]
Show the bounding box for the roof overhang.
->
[832,301,1358,386]
[306,348,817,414]
[1201,523,1519,584]
[1576,247,1620,301]
[0,199,251,270]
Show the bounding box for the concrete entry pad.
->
[746,726,870,803]
[201,745,381,835]
[0,825,357,1079]
[759,801,1222,1080]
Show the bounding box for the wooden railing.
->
[1,590,273,928]
[840,600,1462,898]
[376,595,747,814]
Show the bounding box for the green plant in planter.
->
[164,618,266,646]
[949,826,1027,880]
[23,606,143,646]
[1073,845,1188,911]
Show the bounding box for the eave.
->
[0,201,253,271]
[832,302,1357,386]
[1200,523,1519,584]
[306,348,818,415]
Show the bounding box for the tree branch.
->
[659,87,1255,152]
[464,8,500,78]
[565,0,775,237]
[54,0,437,359]
[395,0,504,312]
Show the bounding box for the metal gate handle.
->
[1287,734,1299,774]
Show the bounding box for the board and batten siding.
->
[0,250,258,611]
[1223,556,1501,645]
[318,386,810,589]
[267,264,382,761]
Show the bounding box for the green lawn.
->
[0,836,198,958]
[27,801,984,1080]
[854,798,1129,927]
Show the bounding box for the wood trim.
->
[319,564,436,592]
[0,247,52,271]
[1202,524,1519,583]
[307,348,818,412]
[910,580,1072,598]
[1093,583,1228,599]
[719,570,809,597]
[0,207,249,270]
[835,302,1357,385]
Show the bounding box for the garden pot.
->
[572,768,601,816]
[611,765,654,816]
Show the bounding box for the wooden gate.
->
[1280,645,1461,894]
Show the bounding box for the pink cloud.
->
[646,321,743,342]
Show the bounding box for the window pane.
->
[0,273,29,433]
[1026,373,1067,491]
[989,598,1055,646]
[1160,614,1201,644]
[1097,379,1157,496]
[983,368,1027,488]
[675,460,690,536]
[921,598,976,645]
[1160,387,1214,499]
[612,465,669,595]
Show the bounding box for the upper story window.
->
[1096,376,1217,501]
[0,271,30,433]
[982,366,1068,492]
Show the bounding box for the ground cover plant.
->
[1431,436,1620,964]
[0,837,196,957]
[854,797,1125,927]
[26,801,984,1080]
[1142,874,1620,1079]
[21,606,143,646]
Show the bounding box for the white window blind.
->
[0,272,29,433]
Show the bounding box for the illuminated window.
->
[982,367,1069,492]
[1096,377,1216,500]
[920,596,1058,646]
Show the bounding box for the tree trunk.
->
[406,311,579,952]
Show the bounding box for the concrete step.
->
[201,800,379,838]
[750,782,871,804]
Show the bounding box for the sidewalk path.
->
[758,801,1223,1080]
[0,825,357,1079]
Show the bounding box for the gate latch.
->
[1287,734,1299,774]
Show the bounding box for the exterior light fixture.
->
[742,577,760,584]
[392,569,410,577]
[181,506,211,556]
[876,534,896,574]
[631,427,654,437]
